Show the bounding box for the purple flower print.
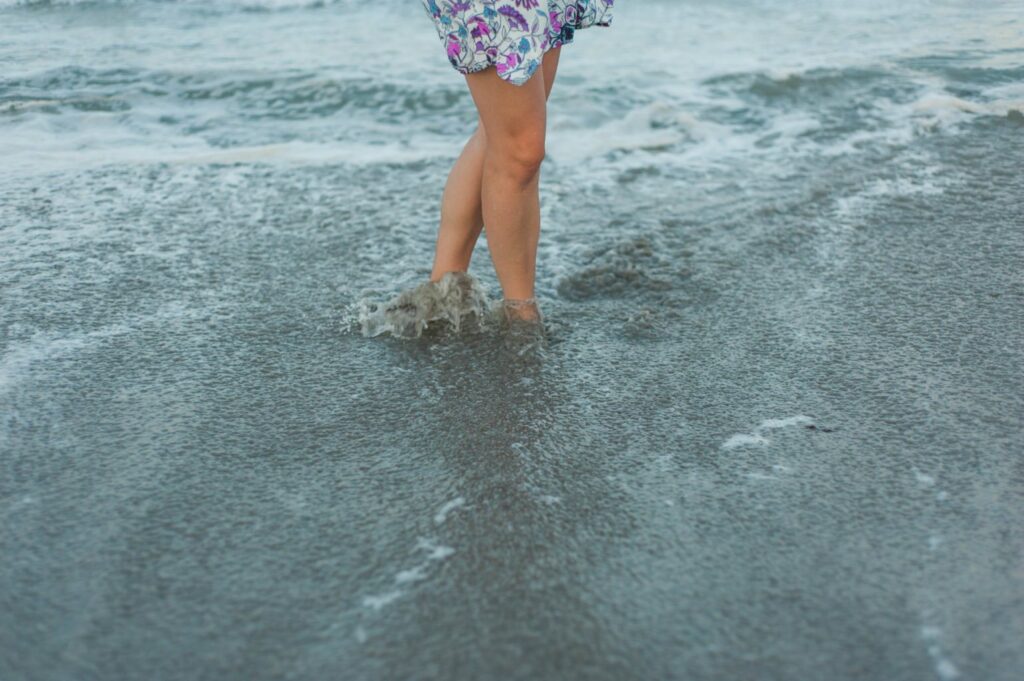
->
[420,0,615,87]
[549,10,562,33]
[446,36,461,59]
[468,15,491,39]
[497,5,530,32]
[495,52,520,76]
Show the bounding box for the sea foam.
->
[356,271,494,339]
[721,414,815,450]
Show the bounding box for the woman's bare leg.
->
[429,118,487,281]
[540,44,562,101]
[462,63,551,314]
[429,47,562,289]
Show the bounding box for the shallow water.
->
[2,1,1023,679]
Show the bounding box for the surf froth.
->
[356,271,494,339]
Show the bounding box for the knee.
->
[489,128,546,184]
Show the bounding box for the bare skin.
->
[429,46,562,322]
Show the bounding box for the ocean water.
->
[2,0,1023,679]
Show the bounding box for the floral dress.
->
[420,0,615,87]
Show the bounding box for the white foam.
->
[425,544,455,562]
[913,95,986,115]
[0,330,120,397]
[362,590,402,611]
[394,566,427,584]
[434,497,465,525]
[934,659,960,681]
[721,433,769,450]
[415,537,455,559]
[170,138,454,167]
[0,137,457,180]
[757,415,815,431]
[912,94,1024,118]
[721,414,814,450]
[0,302,196,399]
[547,101,697,164]
[921,627,960,681]
[832,158,951,220]
[356,272,494,339]
[361,537,457,613]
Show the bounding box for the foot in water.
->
[501,298,542,324]
[361,271,491,338]
[359,272,548,340]
[498,298,547,353]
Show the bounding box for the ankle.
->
[502,297,541,322]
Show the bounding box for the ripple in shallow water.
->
[556,236,683,301]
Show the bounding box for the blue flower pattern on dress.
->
[420,0,615,86]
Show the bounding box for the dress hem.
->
[451,20,614,87]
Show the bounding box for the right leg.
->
[463,66,548,317]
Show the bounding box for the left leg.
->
[429,118,488,280]
[429,45,563,282]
